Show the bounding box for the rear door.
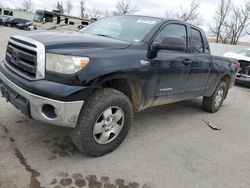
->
[184,27,211,96]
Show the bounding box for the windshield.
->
[238,49,250,57]
[80,16,161,43]
[33,11,44,22]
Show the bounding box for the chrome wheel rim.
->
[214,88,224,107]
[93,106,125,145]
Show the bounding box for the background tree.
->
[22,0,33,12]
[226,2,250,44]
[88,9,103,19]
[210,0,250,44]
[209,0,231,43]
[80,0,85,18]
[165,0,202,25]
[56,1,64,13]
[65,0,73,15]
[114,0,140,15]
[103,10,113,17]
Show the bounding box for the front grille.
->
[5,38,37,79]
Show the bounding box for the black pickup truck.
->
[0,15,238,156]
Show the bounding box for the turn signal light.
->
[80,57,89,69]
[236,61,241,72]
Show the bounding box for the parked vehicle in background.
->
[0,16,11,25]
[4,18,29,27]
[224,49,250,87]
[0,15,238,157]
[16,21,33,30]
[32,9,92,31]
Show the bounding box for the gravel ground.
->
[0,27,250,188]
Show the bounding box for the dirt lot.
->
[0,27,250,188]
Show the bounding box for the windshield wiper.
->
[96,34,112,38]
[95,34,123,42]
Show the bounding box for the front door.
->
[148,23,192,105]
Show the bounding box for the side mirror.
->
[151,36,186,52]
[148,36,186,59]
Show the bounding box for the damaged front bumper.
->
[0,72,84,128]
[236,62,250,88]
[236,74,250,88]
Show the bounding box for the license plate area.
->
[0,81,31,118]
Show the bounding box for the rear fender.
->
[205,73,232,97]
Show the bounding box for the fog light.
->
[41,104,57,119]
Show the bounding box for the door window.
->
[191,28,204,53]
[155,23,187,48]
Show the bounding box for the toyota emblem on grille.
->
[11,50,19,65]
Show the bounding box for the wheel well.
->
[221,75,230,88]
[221,75,230,98]
[102,79,141,111]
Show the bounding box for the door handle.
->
[182,59,192,65]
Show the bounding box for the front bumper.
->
[236,74,250,88]
[0,72,84,128]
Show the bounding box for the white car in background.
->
[224,49,250,87]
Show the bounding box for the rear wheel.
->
[203,81,227,113]
[71,88,133,157]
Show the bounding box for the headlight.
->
[46,53,89,74]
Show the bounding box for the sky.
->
[1,0,249,41]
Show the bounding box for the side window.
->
[3,10,8,15]
[191,28,204,53]
[155,23,187,49]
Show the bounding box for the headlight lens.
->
[46,53,89,74]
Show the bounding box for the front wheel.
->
[71,88,133,157]
[203,81,227,113]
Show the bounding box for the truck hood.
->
[223,52,250,62]
[17,31,132,50]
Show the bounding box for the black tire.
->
[71,88,133,157]
[203,81,227,113]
